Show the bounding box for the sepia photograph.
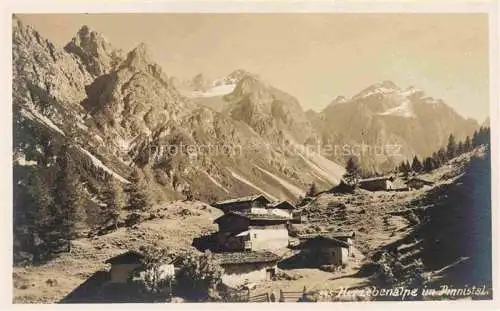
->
[9,3,498,306]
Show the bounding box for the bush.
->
[175,250,224,301]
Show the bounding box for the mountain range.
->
[12,16,481,207]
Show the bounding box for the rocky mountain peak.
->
[122,42,153,71]
[13,17,93,105]
[354,80,400,99]
[230,74,267,98]
[213,69,256,87]
[64,25,124,77]
[191,73,212,91]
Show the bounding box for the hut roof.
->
[330,231,355,238]
[407,177,434,184]
[301,235,350,248]
[359,176,394,183]
[214,211,289,224]
[214,194,270,207]
[104,250,145,265]
[212,251,281,265]
[267,201,296,210]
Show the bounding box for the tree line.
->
[304,126,490,197]
[13,139,155,265]
[397,127,490,176]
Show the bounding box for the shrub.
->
[175,250,224,301]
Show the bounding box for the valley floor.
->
[12,149,490,303]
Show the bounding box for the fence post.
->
[302,286,307,301]
[279,289,284,302]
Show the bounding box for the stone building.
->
[212,251,281,287]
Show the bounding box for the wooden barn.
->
[358,176,394,191]
[104,250,175,284]
[214,211,290,252]
[266,200,296,219]
[298,233,352,267]
[406,177,434,190]
[214,194,271,214]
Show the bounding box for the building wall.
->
[220,202,252,213]
[109,263,141,283]
[134,264,175,282]
[251,207,268,214]
[340,247,349,264]
[221,262,276,287]
[217,232,245,251]
[302,245,349,266]
[249,228,289,251]
[217,215,250,233]
[360,179,392,191]
[251,197,269,209]
[269,208,291,219]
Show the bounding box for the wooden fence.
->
[249,292,270,302]
[279,286,308,302]
[220,285,310,303]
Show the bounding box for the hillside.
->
[13,145,491,303]
[296,146,492,300]
[13,201,223,303]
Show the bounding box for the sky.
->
[17,13,490,122]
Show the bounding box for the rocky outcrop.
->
[65,25,125,77]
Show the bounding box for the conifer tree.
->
[472,130,479,148]
[437,147,447,164]
[464,136,472,152]
[411,156,423,173]
[446,134,457,160]
[127,167,153,210]
[423,157,435,172]
[343,157,360,185]
[102,177,126,229]
[306,182,318,197]
[457,141,464,155]
[53,143,85,247]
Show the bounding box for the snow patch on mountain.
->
[378,99,416,118]
[292,142,345,185]
[354,87,397,99]
[191,84,237,98]
[201,170,229,193]
[78,147,129,183]
[229,170,277,201]
[254,165,305,198]
[20,108,66,136]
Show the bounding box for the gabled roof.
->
[330,231,355,238]
[104,250,145,265]
[214,211,289,224]
[301,235,350,248]
[212,251,281,265]
[359,176,394,183]
[267,200,296,210]
[407,177,434,184]
[214,194,270,206]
